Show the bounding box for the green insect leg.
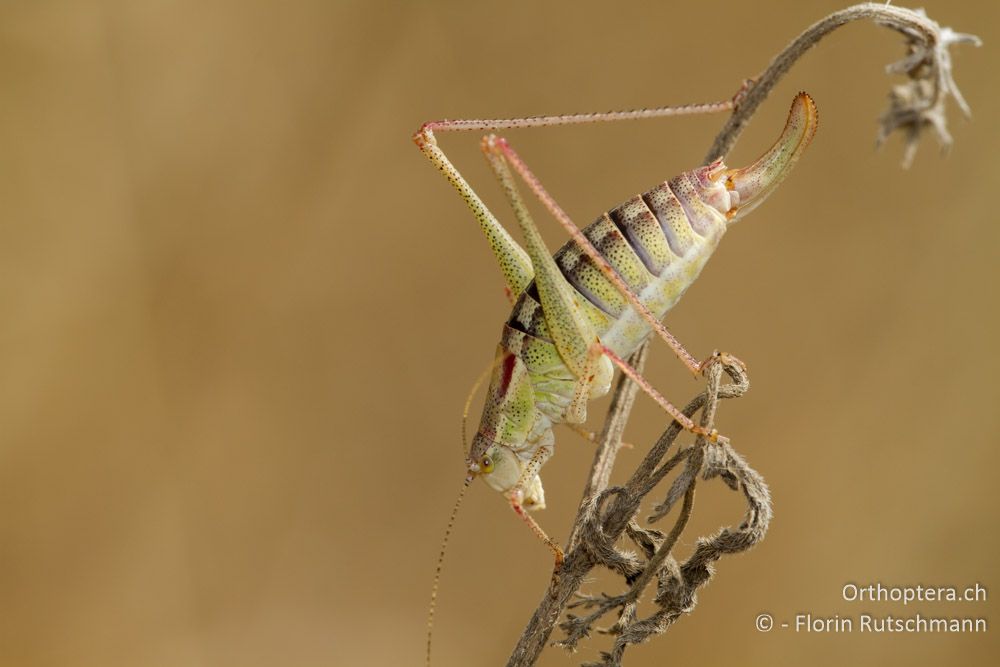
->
[413,128,534,298]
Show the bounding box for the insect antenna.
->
[426,361,497,666]
[426,477,470,667]
[461,359,497,458]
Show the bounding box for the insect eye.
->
[481,456,494,473]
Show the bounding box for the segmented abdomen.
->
[506,171,728,359]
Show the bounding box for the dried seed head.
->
[875,11,982,167]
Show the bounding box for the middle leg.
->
[508,445,564,568]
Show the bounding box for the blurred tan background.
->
[0,1,997,665]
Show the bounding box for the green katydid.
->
[414,91,817,665]
[415,92,816,554]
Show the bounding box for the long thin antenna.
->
[426,477,470,667]
[427,357,499,665]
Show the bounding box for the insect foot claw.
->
[413,124,437,148]
[733,78,755,108]
[698,350,748,378]
[548,547,566,589]
[693,425,726,444]
[697,350,723,376]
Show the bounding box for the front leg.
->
[507,445,564,569]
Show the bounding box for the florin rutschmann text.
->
[754,582,988,635]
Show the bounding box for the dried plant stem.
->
[506,347,648,666]
[505,4,979,667]
[708,3,980,164]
